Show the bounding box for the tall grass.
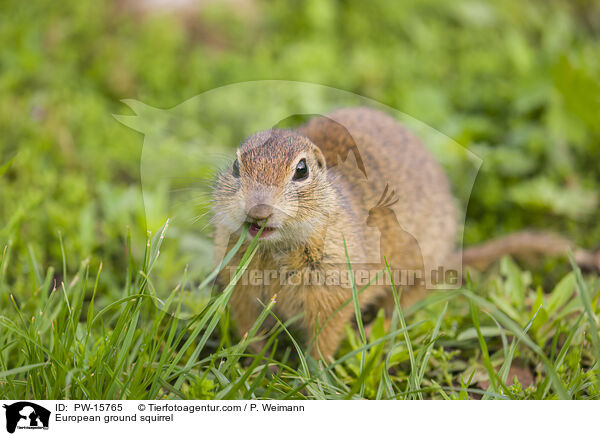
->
[1,222,598,400]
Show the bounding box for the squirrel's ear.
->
[312,146,326,169]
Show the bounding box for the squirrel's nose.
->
[247,204,273,221]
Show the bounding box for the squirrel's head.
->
[213,129,333,245]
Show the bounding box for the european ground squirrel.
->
[212,107,598,360]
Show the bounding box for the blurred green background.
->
[2,0,600,299]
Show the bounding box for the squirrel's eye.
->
[292,158,308,181]
[232,159,240,178]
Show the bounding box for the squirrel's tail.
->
[452,230,599,271]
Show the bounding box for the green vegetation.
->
[1,0,599,399]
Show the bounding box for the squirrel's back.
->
[298,107,456,282]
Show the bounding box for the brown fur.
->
[212,107,456,359]
[211,107,597,360]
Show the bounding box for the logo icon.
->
[2,402,50,434]
[115,80,482,319]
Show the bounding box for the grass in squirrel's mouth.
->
[248,222,277,238]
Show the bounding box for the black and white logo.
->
[2,402,50,434]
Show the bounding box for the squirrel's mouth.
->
[248,222,277,239]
